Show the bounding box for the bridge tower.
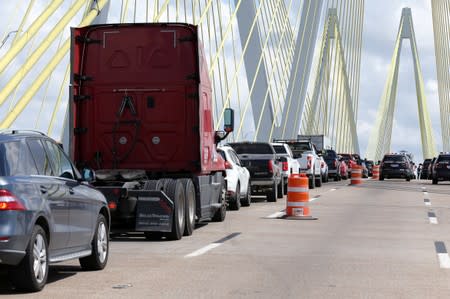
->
[366,7,437,162]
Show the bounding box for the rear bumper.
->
[434,169,450,180]
[0,249,26,266]
[381,169,412,178]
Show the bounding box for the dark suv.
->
[227,142,282,202]
[380,153,414,181]
[420,158,432,179]
[0,130,110,292]
[323,149,341,181]
[431,153,450,184]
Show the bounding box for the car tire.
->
[432,178,438,185]
[283,180,288,195]
[165,179,186,240]
[212,181,227,222]
[10,225,48,292]
[80,214,109,270]
[277,179,284,199]
[241,180,251,207]
[267,182,277,202]
[180,178,196,236]
[144,232,164,240]
[379,176,384,181]
[316,174,322,187]
[229,183,241,211]
[406,177,411,182]
[309,173,315,189]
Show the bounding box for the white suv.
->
[271,143,300,194]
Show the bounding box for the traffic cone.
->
[285,173,317,220]
[350,164,362,185]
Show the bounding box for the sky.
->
[357,0,440,163]
[0,0,443,164]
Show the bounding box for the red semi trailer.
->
[69,23,234,240]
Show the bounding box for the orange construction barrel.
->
[372,165,380,180]
[351,164,362,185]
[286,174,317,220]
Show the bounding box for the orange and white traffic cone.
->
[285,173,317,220]
[372,165,380,180]
[351,165,362,185]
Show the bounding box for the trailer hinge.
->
[74,128,88,134]
[73,95,91,102]
[186,73,199,81]
[179,35,196,42]
[74,73,93,82]
[75,36,102,44]
[187,93,198,100]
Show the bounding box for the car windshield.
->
[437,155,450,163]
[324,150,337,159]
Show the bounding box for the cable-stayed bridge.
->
[0,0,447,160]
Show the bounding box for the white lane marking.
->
[438,253,450,269]
[424,192,429,196]
[429,217,438,224]
[266,211,286,219]
[185,243,221,258]
[425,200,431,206]
[330,188,337,192]
[309,197,319,202]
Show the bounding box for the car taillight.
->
[225,161,233,169]
[0,190,25,211]
[307,155,312,169]
[282,161,288,171]
[268,160,274,173]
[334,160,337,168]
[321,161,325,168]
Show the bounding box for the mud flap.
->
[132,190,174,232]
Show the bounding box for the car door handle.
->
[40,186,47,194]
[69,188,74,195]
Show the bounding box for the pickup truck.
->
[271,142,300,194]
[274,139,322,189]
[227,142,283,202]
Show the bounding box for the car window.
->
[0,140,38,176]
[27,138,54,176]
[44,140,76,179]
[273,145,287,154]
[383,155,405,162]
[437,155,450,163]
[218,150,226,161]
[230,150,241,166]
[229,143,274,155]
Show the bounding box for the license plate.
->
[390,164,398,167]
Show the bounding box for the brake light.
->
[225,161,233,169]
[108,201,117,210]
[282,161,288,171]
[268,160,274,173]
[321,161,325,168]
[334,160,337,168]
[0,190,25,211]
[307,155,312,169]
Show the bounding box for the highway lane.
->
[2,178,450,298]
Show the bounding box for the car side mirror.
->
[82,168,95,183]
[223,108,234,133]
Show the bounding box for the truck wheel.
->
[180,179,196,236]
[229,183,241,211]
[309,174,315,189]
[165,180,186,240]
[241,180,251,207]
[277,179,284,199]
[267,182,277,202]
[80,214,109,270]
[212,183,227,222]
[144,179,163,191]
[10,225,48,292]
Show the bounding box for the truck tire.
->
[241,180,251,207]
[316,174,322,187]
[277,179,284,199]
[180,179,196,236]
[10,225,48,292]
[267,182,277,202]
[229,183,241,211]
[79,214,109,270]
[144,179,163,191]
[212,182,227,222]
[165,180,186,240]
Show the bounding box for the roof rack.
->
[0,129,46,136]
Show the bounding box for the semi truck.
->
[69,23,234,240]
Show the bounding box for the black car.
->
[365,160,374,176]
[380,153,414,181]
[431,153,450,184]
[323,149,341,181]
[0,130,110,292]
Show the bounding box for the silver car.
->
[0,130,110,292]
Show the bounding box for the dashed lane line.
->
[435,241,450,269]
[428,211,438,224]
[184,232,241,258]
